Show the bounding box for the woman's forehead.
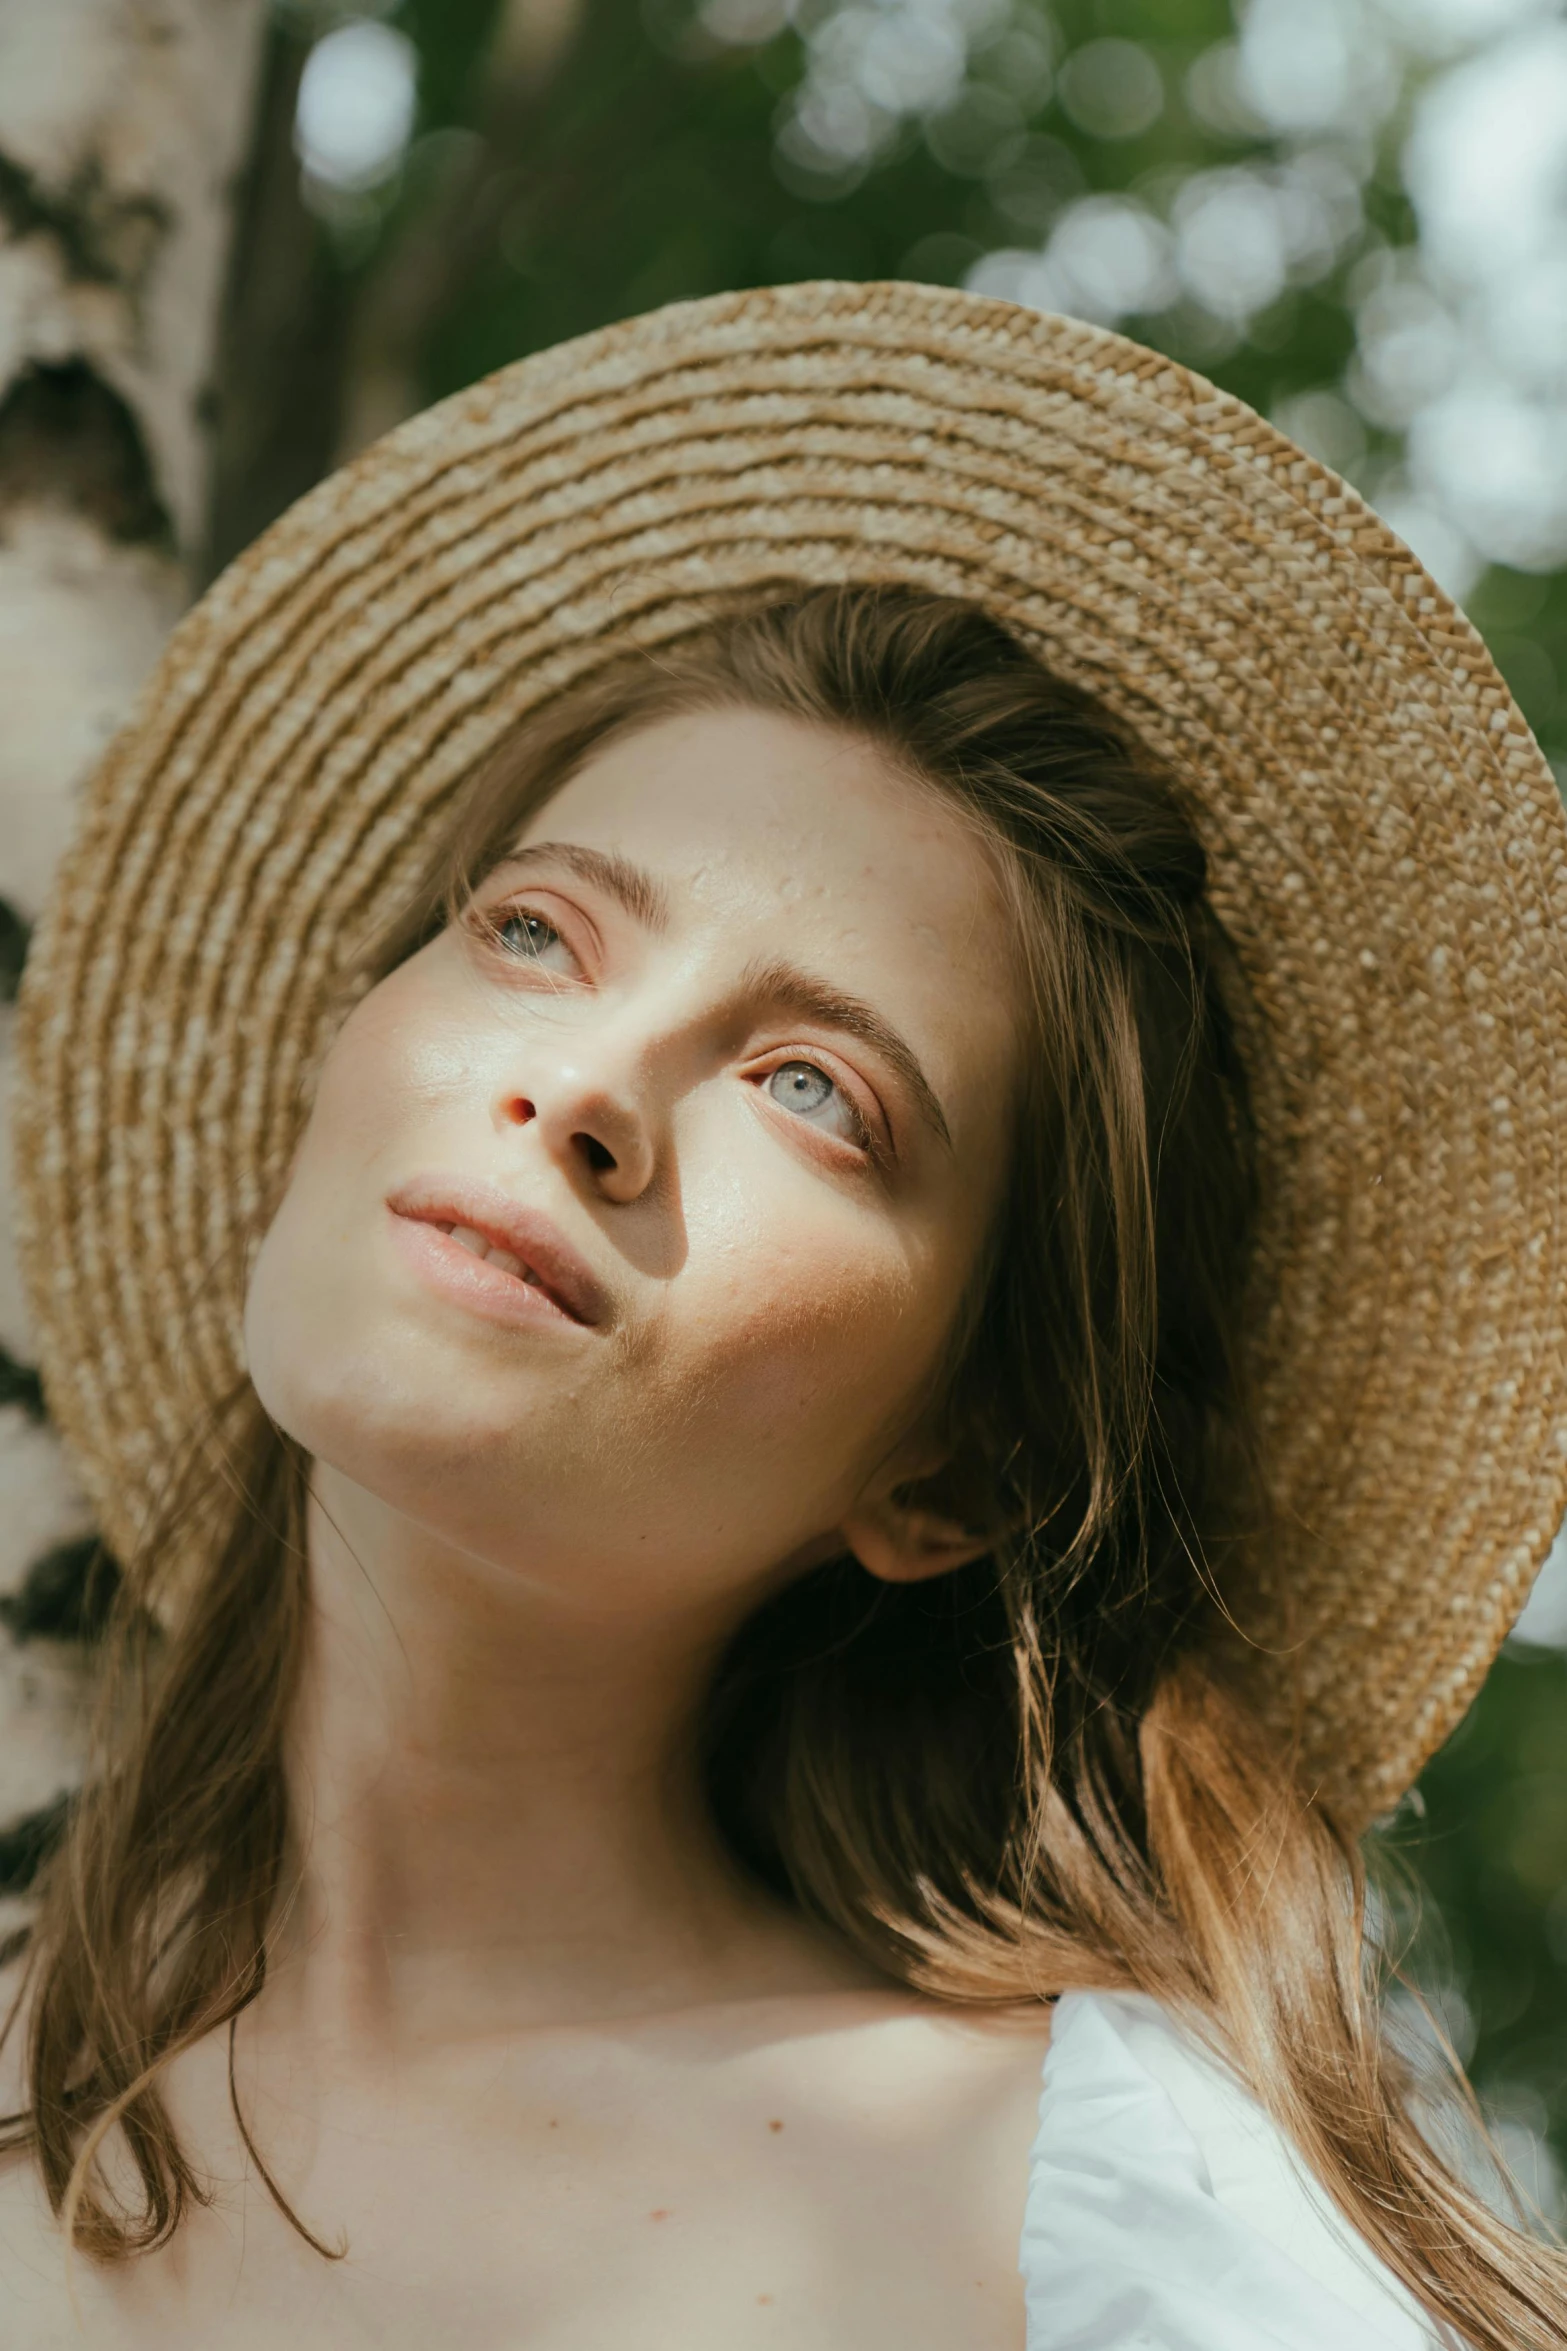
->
[518,705,1003,939]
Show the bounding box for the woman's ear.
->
[839,1488,992,1586]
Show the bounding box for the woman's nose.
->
[494,1053,659,1205]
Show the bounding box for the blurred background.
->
[3,0,1566,2227]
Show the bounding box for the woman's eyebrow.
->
[508,841,671,931]
[743,954,953,1150]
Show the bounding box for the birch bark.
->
[0,0,268,1918]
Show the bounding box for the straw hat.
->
[14,280,1567,1826]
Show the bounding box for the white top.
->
[1022,1990,1459,2350]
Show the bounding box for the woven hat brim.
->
[15,280,1567,1828]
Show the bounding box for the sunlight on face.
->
[245,710,1020,1621]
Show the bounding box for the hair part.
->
[5,586,1564,2344]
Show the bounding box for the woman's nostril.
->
[579,1134,616,1174]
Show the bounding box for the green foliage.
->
[1396,1647,1567,2183]
[1467,569,1567,783]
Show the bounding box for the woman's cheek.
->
[241,1000,445,1424]
[316,969,490,1140]
[650,1229,938,1488]
[667,1138,951,1433]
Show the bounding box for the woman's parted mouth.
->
[386,1178,611,1328]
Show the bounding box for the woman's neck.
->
[266,1467,857,2060]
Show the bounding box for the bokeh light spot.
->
[294,18,418,195]
[1056,38,1164,143]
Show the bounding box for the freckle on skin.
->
[767,2117,783,2133]
[757,2293,774,2305]
[649,2208,671,2222]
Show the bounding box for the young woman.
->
[4,283,1567,2348]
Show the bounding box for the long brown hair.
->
[7,586,1565,2342]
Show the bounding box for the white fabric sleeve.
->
[1019,1989,1460,2351]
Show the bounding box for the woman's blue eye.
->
[766,1060,865,1146]
[769,1062,834,1116]
[496,910,562,961]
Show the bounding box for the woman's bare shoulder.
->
[0,2139,81,2351]
[698,1982,1055,2189]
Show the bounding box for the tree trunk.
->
[0,0,268,1935]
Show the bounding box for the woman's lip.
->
[388,1215,593,1335]
[385,1179,611,1328]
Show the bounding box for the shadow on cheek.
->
[630,1261,938,1459]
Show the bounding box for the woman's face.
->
[246,708,1020,1623]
